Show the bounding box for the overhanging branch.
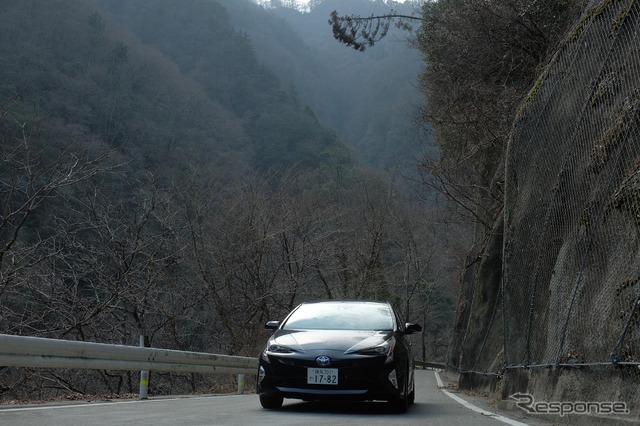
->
[329,10,421,51]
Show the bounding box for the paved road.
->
[0,370,546,425]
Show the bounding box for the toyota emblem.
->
[316,355,331,366]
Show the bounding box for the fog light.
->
[258,366,266,383]
[388,369,398,389]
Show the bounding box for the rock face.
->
[452,0,640,414]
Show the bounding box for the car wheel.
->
[259,394,283,409]
[388,373,409,413]
[408,372,415,404]
[389,395,408,413]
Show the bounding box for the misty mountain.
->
[217,0,431,171]
[1,0,350,183]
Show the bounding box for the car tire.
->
[389,395,408,413]
[408,372,415,404]
[259,394,283,409]
[389,372,409,413]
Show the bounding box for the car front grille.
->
[275,356,383,369]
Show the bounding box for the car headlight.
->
[267,343,299,353]
[262,343,300,362]
[352,337,396,364]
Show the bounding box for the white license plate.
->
[307,368,338,385]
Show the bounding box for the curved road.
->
[0,370,547,425]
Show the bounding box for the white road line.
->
[434,371,529,426]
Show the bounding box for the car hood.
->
[270,329,393,353]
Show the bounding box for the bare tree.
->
[329,9,420,52]
[0,94,118,329]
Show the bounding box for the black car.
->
[257,300,422,412]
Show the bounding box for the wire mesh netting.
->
[456,0,640,377]
[501,0,640,373]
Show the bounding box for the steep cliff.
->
[453,0,640,416]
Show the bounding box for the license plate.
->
[307,368,338,385]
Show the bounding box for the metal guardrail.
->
[414,360,446,370]
[0,333,258,397]
[0,334,258,374]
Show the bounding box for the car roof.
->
[299,300,390,306]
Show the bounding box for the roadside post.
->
[139,335,149,400]
[238,373,245,395]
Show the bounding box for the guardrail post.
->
[237,373,245,395]
[139,335,149,400]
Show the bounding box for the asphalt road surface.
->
[0,370,550,426]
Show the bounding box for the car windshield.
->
[282,302,394,331]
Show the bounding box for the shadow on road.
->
[277,400,426,416]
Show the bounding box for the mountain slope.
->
[219,0,430,171]
[94,0,349,174]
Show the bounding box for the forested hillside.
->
[0,0,453,400]
[219,0,429,171]
[94,0,350,173]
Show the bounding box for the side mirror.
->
[405,323,422,335]
[265,320,280,330]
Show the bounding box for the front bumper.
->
[257,352,404,402]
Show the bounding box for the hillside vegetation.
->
[418,0,640,416]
